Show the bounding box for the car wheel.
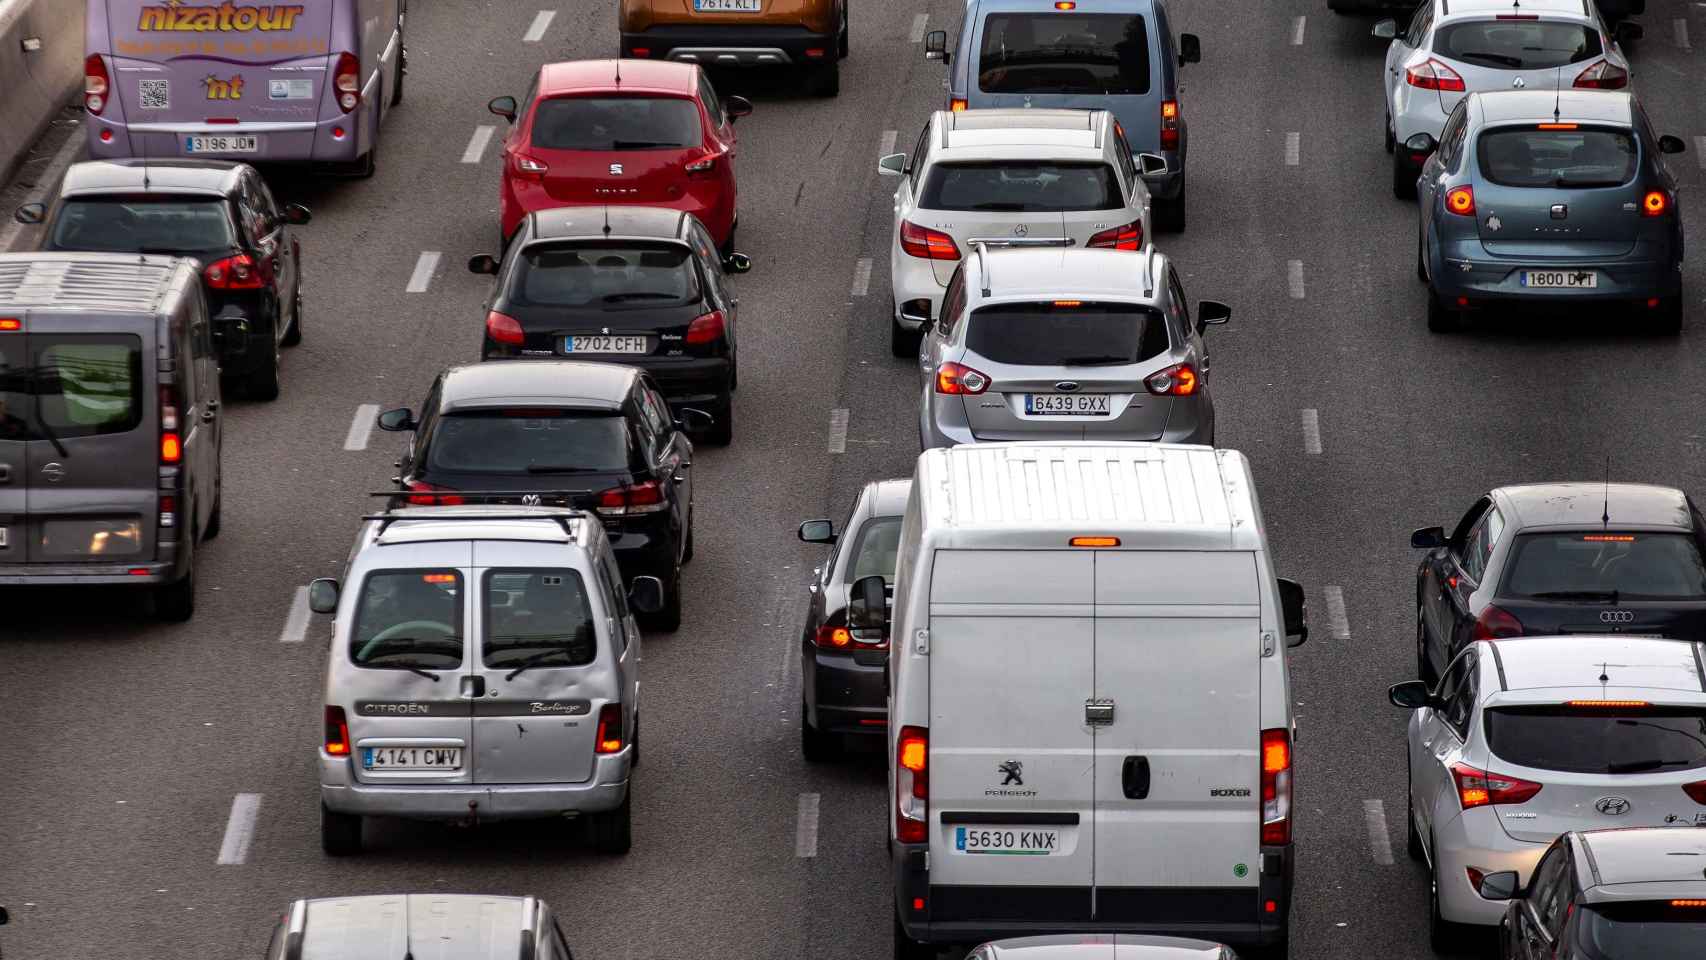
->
[682,509,694,564]
[814,59,841,98]
[645,565,683,633]
[1385,113,1396,154]
[1406,763,1426,862]
[204,489,223,541]
[1651,295,1683,335]
[280,289,303,346]
[893,910,935,960]
[1153,181,1186,233]
[1392,150,1417,200]
[320,803,363,856]
[801,698,839,762]
[705,394,734,446]
[1243,934,1290,960]
[587,792,632,854]
[247,318,282,401]
[1416,235,1429,284]
[1429,836,1468,952]
[1426,289,1462,333]
[153,565,196,622]
[838,2,849,58]
[391,31,406,106]
[891,311,919,358]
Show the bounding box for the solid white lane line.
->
[461,125,495,164]
[216,794,262,865]
[827,408,849,454]
[1676,18,1692,50]
[1287,260,1305,299]
[879,129,897,156]
[1301,409,1322,455]
[1363,799,1395,866]
[1290,16,1306,46]
[909,13,929,43]
[523,10,557,43]
[278,586,312,644]
[343,404,380,452]
[406,251,441,293]
[796,793,821,857]
[851,257,873,296]
[1696,137,1706,169]
[1284,132,1300,166]
[1324,586,1350,641]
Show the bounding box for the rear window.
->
[36,335,144,438]
[1434,19,1601,70]
[510,243,699,308]
[350,570,465,671]
[425,410,632,475]
[965,302,1169,366]
[1478,127,1638,188]
[920,162,1121,212]
[1485,705,1706,774]
[1580,903,1706,960]
[0,334,27,440]
[530,97,701,150]
[1503,532,1706,600]
[978,13,1151,96]
[846,517,903,584]
[47,198,235,254]
[483,569,598,670]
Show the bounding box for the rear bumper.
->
[1432,808,1547,926]
[802,641,888,734]
[1428,241,1682,304]
[319,749,631,820]
[924,400,1215,450]
[0,559,178,586]
[621,25,840,65]
[86,108,377,166]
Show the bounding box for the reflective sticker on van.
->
[137,2,307,33]
[268,78,312,100]
[138,79,170,109]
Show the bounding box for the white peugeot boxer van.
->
[876,443,1308,959]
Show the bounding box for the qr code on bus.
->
[138,79,169,109]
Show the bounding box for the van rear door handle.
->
[1085,698,1115,726]
[1122,756,1151,799]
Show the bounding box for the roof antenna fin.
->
[1601,454,1611,528]
[602,205,611,237]
[1553,65,1563,124]
[402,895,415,960]
[614,56,622,88]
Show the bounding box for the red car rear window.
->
[531,97,700,151]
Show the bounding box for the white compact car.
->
[1389,635,1706,950]
[1375,0,1639,198]
[878,108,1163,357]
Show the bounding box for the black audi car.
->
[469,206,750,446]
[377,361,704,630]
[16,159,309,400]
[1412,482,1706,685]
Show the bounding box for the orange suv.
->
[619,0,848,97]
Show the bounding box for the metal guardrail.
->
[0,0,83,187]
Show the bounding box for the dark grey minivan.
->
[925,0,1200,230]
[0,253,223,620]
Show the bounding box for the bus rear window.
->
[978,13,1151,96]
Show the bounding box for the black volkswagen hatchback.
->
[469,206,749,446]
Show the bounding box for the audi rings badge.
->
[1600,610,1635,623]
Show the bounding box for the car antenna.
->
[1553,65,1563,124]
[1601,454,1611,528]
[602,205,611,237]
[614,57,622,88]
[402,894,414,960]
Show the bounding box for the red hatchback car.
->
[488,60,750,251]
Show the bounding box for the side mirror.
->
[878,152,908,176]
[1136,152,1168,177]
[1196,300,1231,334]
[14,202,45,224]
[307,578,341,615]
[467,254,501,275]
[1388,679,1434,710]
[1613,21,1645,45]
[722,252,752,274]
[376,407,416,432]
[924,29,948,61]
[628,575,665,615]
[1372,18,1398,40]
[1477,871,1521,901]
[282,203,312,226]
[848,573,889,638]
[487,95,517,122]
[725,95,753,120]
[1411,525,1446,549]
[676,406,714,432]
[1177,32,1201,65]
[798,519,836,544]
[1660,134,1687,155]
[1277,577,1308,647]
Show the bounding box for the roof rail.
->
[361,496,587,537]
[973,241,991,297]
[282,899,308,960]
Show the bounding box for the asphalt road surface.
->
[5,1,1706,958]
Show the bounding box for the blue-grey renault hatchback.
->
[1416,90,1686,333]
[923,0,1200,231]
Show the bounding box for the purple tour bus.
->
[84,0,405,176]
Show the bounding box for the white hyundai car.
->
[1375,0,1639,198]
[1389,635,1706,951]
[877,107,1162,357]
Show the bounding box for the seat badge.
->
[1551,203,1568,220]
[1485,215,1502,232]
[609,163,624,176]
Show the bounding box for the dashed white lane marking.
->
[278,586,312,644]
[523,10,557,43]
[343,404,380,452]
[851,257,873,296]
[1284,132,1300,166]
[1301,409,1322,455]
[1676,18,1692,50]
[216,794,262,865]
[1363,799,1395,866]
[1696,137,1706,169]
[879,129,897,156]
[1290,16,1306,46]
[796,793,821,857]
[1287,260,1306,299]
[827,408,849,454]
[461,125,495,164]
[909,13,929,43]
[1324,586,1350,641]
[406,251,441,293]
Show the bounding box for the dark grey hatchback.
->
[1415,90,1686,333]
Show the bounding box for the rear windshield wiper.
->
[28,371,68,458]
[1607,758,1691,774]
[1457,51,1525,68]
[1055,354,1132,365]
[368,660,444,681]
[968,202,1031,211]
[503,647,576,680]
[1528,589,1620,603]
[523,464,604,474]
[611,140,675,149]
[601,292,677,302]
[1553,178,1623,189]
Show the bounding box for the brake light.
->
[1643,190,1670,218]
[333,51,361,112]
[597,480,668,516]
[686,309,725,345]
[899,220,961,260]
[484,310,524,346]
[1573,59,1628,90]
[1682,781,1706,804]
[1472,604,1523,641]
[1564,700,1650,708]
[324,706,351,756]
[514,154,549,178]
[685,153,716,173]
[1445,185,1475,216]
[1070,536,1120,548]
[595,703,624,753]
[203,253,267,290]
[1261,728,1292,845]
[1451,762,1542,809]
[1405,58,1466,92]
[1145,362,1199,396]
[950,98,967,112]
[84,54,110,115]
[1055,1,1076,8]
[402,479,464,506]
[934,361,989,395]
[816,624,885,650]
[897,726,928,843]
[1160,99,1180,150]
[1087,219,1144,250]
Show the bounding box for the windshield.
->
[1580,903,1706,960]
[483,569,597,671]
[531,97,701,150]
[1434,20,1601,70]
[1478,127,1638,188]
[846,517,903,584]
[978,13,1151,96]
[921,162,1121,212]
[510,243,700,308]
[47,197,235,254]
[350,570,465,670]
[1503,532,1706,600]
[425,410,632,475]
[966,302,1169,366]
[1485,705,1706,774]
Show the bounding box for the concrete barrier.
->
[0,0,83,186]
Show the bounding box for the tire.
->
[646,565,683,633]
[1406,764,1426,862]
[1152,181,1186,233]
[704,394,734,446]
[893,910,935,960]
[246,317,282,401]
[280,289,303,347]
[814,59,840,97]
[1392,150,1417,200]
[1385,113,1396,154]
[1651,296,1683,335]
[153,564,195,622]
[682,509,694,564]
[588,793,633,854]
[1416,236,1429,284]
[1244,935,1290,960]
[801,698,839,762]
[352,123,378,179]
[204,490,223,541]
[719,223,737,261]
[1426,289,1462,333]
[890,311,918,358]
[838,2,849,58]
[390,31,406,107]
[321,803,362,856]
[1429,836,1469,953]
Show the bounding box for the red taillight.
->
[595,703,624,754]
[160,433,181,463]
[159,384,181,464]
[949,98,968,112]
[84,54,110,115]
[630,46,652,57]
[897,725,928,843]
[1260,728,1291,845]
[686,309,725,346]
[1087,219,1144,251]
[203,253,267,290]
[1573,60,1628,90]
[1683,781,1706,804]
[1643,190,1670,218]
[685,153,716,173]
[1445,185,1476,216]
[1451,762,1542,809]
[324,706,351,756]
[1145,362,1199,396]
[899,220,961,261]
[597,480,668,517]
[514,154,549,179]
[1405,58,1466,92]
[1472,604,1523,641]
[333,51,361,113]
[1160,99,1180,150]
[934,360,989,395]
[402,479,464,506]
[484,310,524,346]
